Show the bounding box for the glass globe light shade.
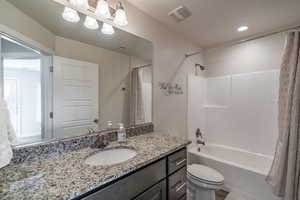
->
[95,0,111,19]
[113,8,128,26]
[101,23,115,35]
[70,0,89,10]
[84,16,99,30]
[62,7,80,23]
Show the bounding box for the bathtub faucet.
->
[196,128,205,146]
[197,140,205,145]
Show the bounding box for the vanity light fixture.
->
[113,2,128,26]
[95,0,111,19]
[62,7,80,23]
[238,26,248,32]
[84,16,99,29]
[62,0,128,34]
[70,0,90,10]
[101,23,115,34]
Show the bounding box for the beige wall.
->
[203,33,285,77]
[55,36,131,128]
[119,2,204,138]
[0,0,55,51]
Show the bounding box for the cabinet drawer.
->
[134,180,166,200]
[168,167,186,200]
[167,148,186,175]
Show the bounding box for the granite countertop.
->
[0,132,189,200]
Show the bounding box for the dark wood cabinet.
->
[134,180,166,200]
[80,147,187,200]
[167,148,187,200]
[82,159,166,200]
[168,167,187,200]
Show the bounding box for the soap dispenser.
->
[117,123,126,143]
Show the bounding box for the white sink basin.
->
[85,147,137,166]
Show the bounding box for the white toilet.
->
[187,164,225,200]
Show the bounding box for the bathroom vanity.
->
[0,131,189,200]
[80,148,187,200]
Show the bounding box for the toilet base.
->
[187,184,216,200]
[187,176,220,200]
[187,189,216,200]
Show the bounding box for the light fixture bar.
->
[56,0,129,34]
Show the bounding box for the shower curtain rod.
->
[185,51,201,58]
[208,24,300,49]
[185,24,300,53]
[135,64,152,69]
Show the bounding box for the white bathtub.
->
[188,144,281,200]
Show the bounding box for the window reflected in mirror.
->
[1,36,51,144]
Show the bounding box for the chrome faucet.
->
[94,134,109,149]
[197,140,205,145]
[87,127,96,134]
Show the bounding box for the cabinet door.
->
[168,167,186,200]
[81,159,166,200]
[135,180,166,200]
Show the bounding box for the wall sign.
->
[159,82,183,96]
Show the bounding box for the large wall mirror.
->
[0,0,153,145]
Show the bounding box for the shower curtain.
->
[266,31,300,200]
[130,68,145,125]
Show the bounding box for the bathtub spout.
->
[197,140,205,145]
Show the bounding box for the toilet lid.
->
[187,164,224,184]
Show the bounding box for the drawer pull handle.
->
[175,182,186,192]
[175,158,186,166]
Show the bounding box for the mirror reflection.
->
[0,0,153,145]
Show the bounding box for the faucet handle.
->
[196,128,203,138]
[87,127,94,134]
[94,134,109,148]
[102,134,109,146]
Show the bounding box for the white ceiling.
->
[127,0,300,48]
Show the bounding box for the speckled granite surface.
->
[12,123,153,164]
[0,132,189,200]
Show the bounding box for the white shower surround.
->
[188,145,281,200]
[188,70,280,156]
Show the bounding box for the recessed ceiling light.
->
[238,26,248,32]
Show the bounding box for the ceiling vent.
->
[168,6,192,22]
